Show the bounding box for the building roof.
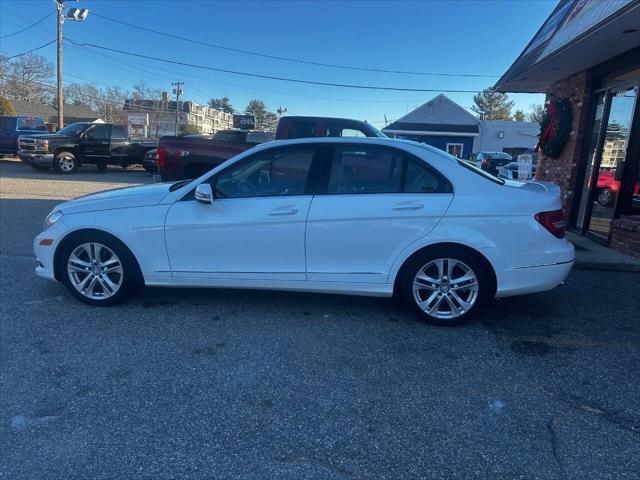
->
[495,0,640,92]
[383,94,480,134]
[10,100,101,123]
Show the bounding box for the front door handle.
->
[268,206,299,216]
[392,201,424,211]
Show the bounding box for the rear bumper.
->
[483,239,575,298]
[19,151,53,166]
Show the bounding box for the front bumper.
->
[33,219,68,282]
[19,151,54,166]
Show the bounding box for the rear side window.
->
[326,125,367,138]
[404,159,452,193]
[328,146,402,194]
[287,122,316,139]
[457,159,505,185]
[111,126,127,140]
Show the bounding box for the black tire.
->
[597,188,614,207]
[58,231,141,306]
[53,151,77,174]
[29,164,50,171]
[400,247,490,326]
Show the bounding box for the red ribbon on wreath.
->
[535,100,557,153]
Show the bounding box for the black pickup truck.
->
[18,122,156,174]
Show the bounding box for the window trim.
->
[317,144,454,196]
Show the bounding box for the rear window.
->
[17,118,46,131]
[213,130,247,143]
[457,159,505,185]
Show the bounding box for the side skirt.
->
[143,276,394,297]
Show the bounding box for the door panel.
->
[165,196,312,280]
[80,124,110,162]
[306,194,452,283]
[587,86,638,238]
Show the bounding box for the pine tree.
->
[528,103,545,123]
[208,97,234,114]
[514,110,525,122]
[471,88,514,120]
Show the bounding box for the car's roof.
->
[253,136,458,164]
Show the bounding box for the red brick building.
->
[496,0,640,257]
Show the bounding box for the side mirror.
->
[195,183,213,205]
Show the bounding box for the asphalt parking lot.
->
[1,158,639,479]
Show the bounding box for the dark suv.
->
[477,151,513,175]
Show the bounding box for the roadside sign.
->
[518,154,534,181]
[233,115,255,130]
[128,112,148,126]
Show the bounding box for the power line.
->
[1,39,56,60]
[90,11,499,78]
[65,39,484,93]
[0,11,54,38]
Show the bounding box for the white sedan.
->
[34,137,574,326]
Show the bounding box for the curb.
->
[574,260,640,273]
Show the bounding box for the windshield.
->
[457,159,505,185]
[57,123,89,136]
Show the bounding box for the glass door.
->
[585,86,638,239]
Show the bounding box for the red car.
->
[595,170,639,207]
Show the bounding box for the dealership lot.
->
[1,159,639,479]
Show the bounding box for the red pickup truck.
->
[157,116,385,181]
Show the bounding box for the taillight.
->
[535,209,566,238]
[157,145,166,171]
[482,159,489,166]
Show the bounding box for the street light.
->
[53,0,89,130]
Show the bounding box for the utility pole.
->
[52,1,89,131]
[277,106,287,119]
[56,0,64,130]
[172,81,184,135]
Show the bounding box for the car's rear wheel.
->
[53,151,77,174]
[59,233,140,305]
[401,248,489,326]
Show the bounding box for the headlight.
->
[44,210,63,229]
[36,139,49,150]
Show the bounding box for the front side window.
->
[214,147,315,198]
[328,146,402,194]
[86,124,110,140]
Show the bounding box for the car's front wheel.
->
[597,188,614,207]
[53,151,77,174]
[401,248,489,326]
[59,233,140,305]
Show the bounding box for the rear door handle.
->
[392,201,424,211]
[268,206,299,216]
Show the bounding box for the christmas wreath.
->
[536,98,572,158]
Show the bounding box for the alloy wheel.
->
[67,242,123,300]
[58,155,75,172]
[412,258,479,320]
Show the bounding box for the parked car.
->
[18,122,157,173]
[0,116,47,156]
[142,148,158,173]
[34,137,574,326]
[477,151,513,175]
[157,116,386,181]
[498,160,537,180]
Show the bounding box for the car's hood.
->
[57,182,174,214]
[19,133,72,141]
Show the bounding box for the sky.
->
[0,0,557,126]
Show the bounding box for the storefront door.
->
[579,84,639,241]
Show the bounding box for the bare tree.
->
[102,86,129,124]
[528,103,545,123]
[3,54,54,103]
[131,80,161,101]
